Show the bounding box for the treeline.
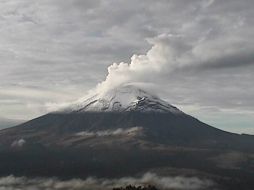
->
[113,185,159,190]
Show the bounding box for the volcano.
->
[0,85,254,189]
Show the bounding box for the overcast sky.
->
[0,0,254,134]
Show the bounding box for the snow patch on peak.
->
[62,85,183,114]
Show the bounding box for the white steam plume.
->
[45,34,188,111]
[95,34,191,95]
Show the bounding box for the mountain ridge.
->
[0,85,254,189]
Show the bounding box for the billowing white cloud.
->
[95,34,188,94]
[95,29,254,95]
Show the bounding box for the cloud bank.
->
[0,173,215,190]
[76,127,142,137]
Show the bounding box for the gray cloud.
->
[0,0,254,133]
[0,173,214,190]
[197,51,254,70]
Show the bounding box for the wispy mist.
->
[75,127,142,137]
[0,173,215,190]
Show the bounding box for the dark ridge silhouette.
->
[113,185,159,190]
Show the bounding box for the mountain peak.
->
[62,85,183,114]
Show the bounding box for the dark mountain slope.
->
[0,85,254,189]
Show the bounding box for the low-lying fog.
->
[0,172,215,190]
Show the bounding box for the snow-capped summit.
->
[63,85,183,114]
